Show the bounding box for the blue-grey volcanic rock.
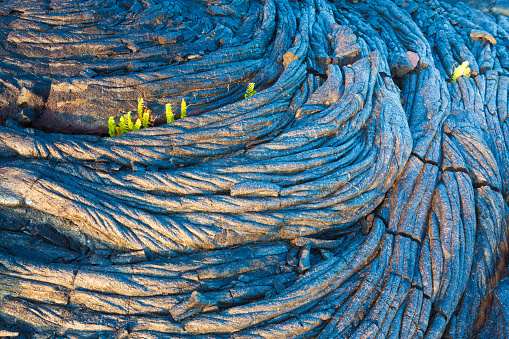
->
[1,0,509,338]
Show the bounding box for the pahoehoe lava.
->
[1,0,509,338]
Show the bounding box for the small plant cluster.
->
[245,82,256,99]
[452,61,471,82]
[108,83,255,137]
[108,98,186,137]
[164,98,186,124]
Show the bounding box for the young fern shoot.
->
[119,115,129,134]
[452,61,471,82]
[126,112,134,131]
[166,103,174,123]
[108,98,186,137]
[133,118,141,131]
[141,109,152,128]
[108,117,116,137]
[181,99,187,119]
[245,82,256,99]
[138,98,144,116]
[108,111,142,137]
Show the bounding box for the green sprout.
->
[119,115,129,134]
[108,117,116,137]
[132,117,142,131]
[166,103,174,123]
[108,98,187,137]
[181,99,187,119]
[126,112,136,131]
[108,112,142,137]
[245,82,256,99]
[141,109,151,128]
[138,98,144,116]
[452,61,471,82]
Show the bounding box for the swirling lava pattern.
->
[0,0,509,338]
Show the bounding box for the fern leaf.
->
[142,110,149,128]
[138,98,144,116]
[452,61,470,82]
[166,103,174,123]
[115,126,123,136]
[245,82,256,99]
[133,118,141,131]
[108,117,116,137]
[126,112,135,131]
[181,99,187,119]
[119,115,129,134]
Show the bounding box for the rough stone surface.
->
[1,0,509,338]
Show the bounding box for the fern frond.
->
[108,117,116,137]
[245,82,256,99]
[452,61,470,82]
[115,126,124,136]
[146,109,155,126]
[126,112,135,131]
[138,98,144,116]
[142,110,150,128]
[133,118,142,131]
[181,99,187,119]
[166,103,174,123]
[119,115,129,134]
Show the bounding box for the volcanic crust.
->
[1,0,509,338]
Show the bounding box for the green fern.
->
[119,115,129,134]
[108,112,140,137]
[166,103,174,123]
[109,98,184,137]
[141,109,150,128]
[132,118,141,131]
[245,82,256,99]
[452,61,471,82]
[138,98,144,116]
[181,99,187,119]
[126,112,135,131]
[108,117,116,137]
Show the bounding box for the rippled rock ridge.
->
[1,0,509,338]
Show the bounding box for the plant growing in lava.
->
[108,98,153,137]
[180,98,187,119]
[108,111,143,137]
[108,98,188,137]
[166,103,174,123]
[452,61,471,82]
[245,82,256,99]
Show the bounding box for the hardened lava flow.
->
[1,0,509,338]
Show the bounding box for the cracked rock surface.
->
[1,0,509,338]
